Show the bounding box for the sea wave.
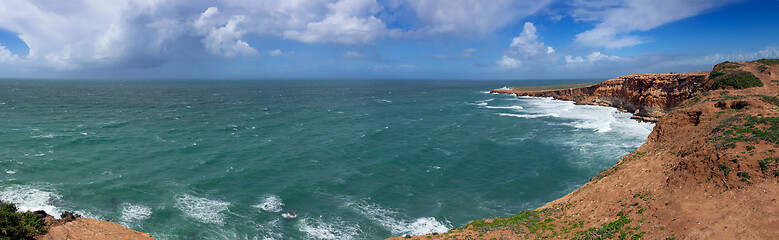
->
[254,194,284,213]
[347,200,450,236]
[175,194,230,225]
[119,203,152,227]
[0,184,62,216]
[299,217,361,240]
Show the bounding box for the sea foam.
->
[119,203,152,227]
[0,185,62,216]
[254,195,284,213]
[299,217,361,240]
[175,194,230,225]
[348,200,450,236]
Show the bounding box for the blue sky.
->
[0,0,777,80]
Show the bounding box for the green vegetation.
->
[759,95,779,106]
[737,172,751,182]
[711,70,763,89]
[572,212,643,240]
[718,163,731,176]
[709,71,725,80]
[753,59,779,65]
[759,158,772,172]
[758,65,769,72]
[712,115,779,148]
[0,202,47,239]
[717,61,741,69]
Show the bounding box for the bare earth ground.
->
[36,218,154,240]
[390,61,779,240]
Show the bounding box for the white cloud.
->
[497,56,522,69]
[267,49,292,57]
[565,52,620,64]
[0,44,19,63]
[404,0,552,35]
[194,7,258,58]
[283,0,394,44]
[571,0,740,48]
[496,22,557,70]
[343,51,369,60]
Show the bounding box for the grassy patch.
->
[711,70,763,89]
[0,202,47,239]
[717,61,741,69]
[758,95,779,106]
[758,65,769,72]
[753,59,779,65]
[712,115,779,146]
[572,212,643,240]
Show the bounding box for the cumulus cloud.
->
[565,52,620,64]
[0,44,19,63]
[283,0,395,44]
[194,7,258,58]
[571,0,740,48]
[496,22,557,70]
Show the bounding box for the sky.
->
[0,0,777,80]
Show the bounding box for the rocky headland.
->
[490,72,709,122]
[392,59,779,239]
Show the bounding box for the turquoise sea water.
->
[0,80,653,239]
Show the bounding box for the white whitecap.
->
[497,113,558,119]
[254,195,284,213]
[299,217,361,240]
[347,200,450,236]
[484,105,523,110]
[119,203,152,227]
[0,185,62,216]
[175,194,230,225]
[5,170,16,175]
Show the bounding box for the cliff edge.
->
[490,72,708,122]
[391,60,779,239]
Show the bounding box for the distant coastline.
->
[393,59,779,239]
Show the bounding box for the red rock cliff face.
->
[491,72,708,122]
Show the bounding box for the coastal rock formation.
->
[393,60,779,239]
[491,72,708,122]
[37,218,154,240]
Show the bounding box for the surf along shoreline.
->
[391,59,779,239]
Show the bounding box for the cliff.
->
[392,60,779,239]
[490,72,708,122]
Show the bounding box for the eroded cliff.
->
[491,72,708,122]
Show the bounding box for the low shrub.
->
[711,70,763,89]
[0,202,47,239]
[753,59,779,65]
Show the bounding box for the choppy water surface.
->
[0,80,653,239]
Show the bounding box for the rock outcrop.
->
[37,218,154,240]
[393,60,779,240]
[31,211,155,240]
[491,72,708,122]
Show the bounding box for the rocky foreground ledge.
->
[490,72,709,122]
[393,60,779,239]
[31,211,154,240]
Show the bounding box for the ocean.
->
[0,79,653,239]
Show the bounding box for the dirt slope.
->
[391,60,779,240]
